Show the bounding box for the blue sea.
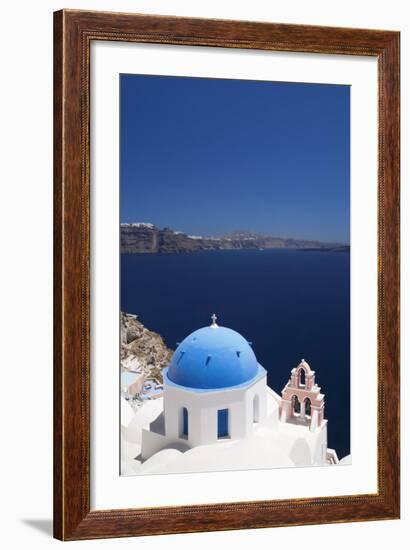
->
[121,249,350,459]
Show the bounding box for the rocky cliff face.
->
[121,223,224,253]
[121,223,348,254]
[121,312,173,382]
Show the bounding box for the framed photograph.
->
[54,9,400,540]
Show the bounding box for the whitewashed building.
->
[141,315,267,460]
[136,315,338,470]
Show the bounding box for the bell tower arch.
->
[279,359,326,432]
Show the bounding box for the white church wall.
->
[141,428,168,461]
[141,372,270,460]
[307,421,328,465]
[163,373,268,446]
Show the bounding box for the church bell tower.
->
[279,359,326,432]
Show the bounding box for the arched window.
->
[217,409,229,438]
[304,398,312,417]
[299,368,306,387]
[291,395,300,414]
[180,407,188,438]
[253,394,260,423]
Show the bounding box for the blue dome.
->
[167,325,259,389]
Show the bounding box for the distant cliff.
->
[121,312,173,383]
[121,223,349,254]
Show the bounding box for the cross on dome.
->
[210,313,218,328]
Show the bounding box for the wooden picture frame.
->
[53,9,400,541]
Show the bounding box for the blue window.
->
[217,408,229,438]
[182,407,188,437]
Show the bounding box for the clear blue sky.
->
[120,74,350,243]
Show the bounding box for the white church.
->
[121,315,347,476]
